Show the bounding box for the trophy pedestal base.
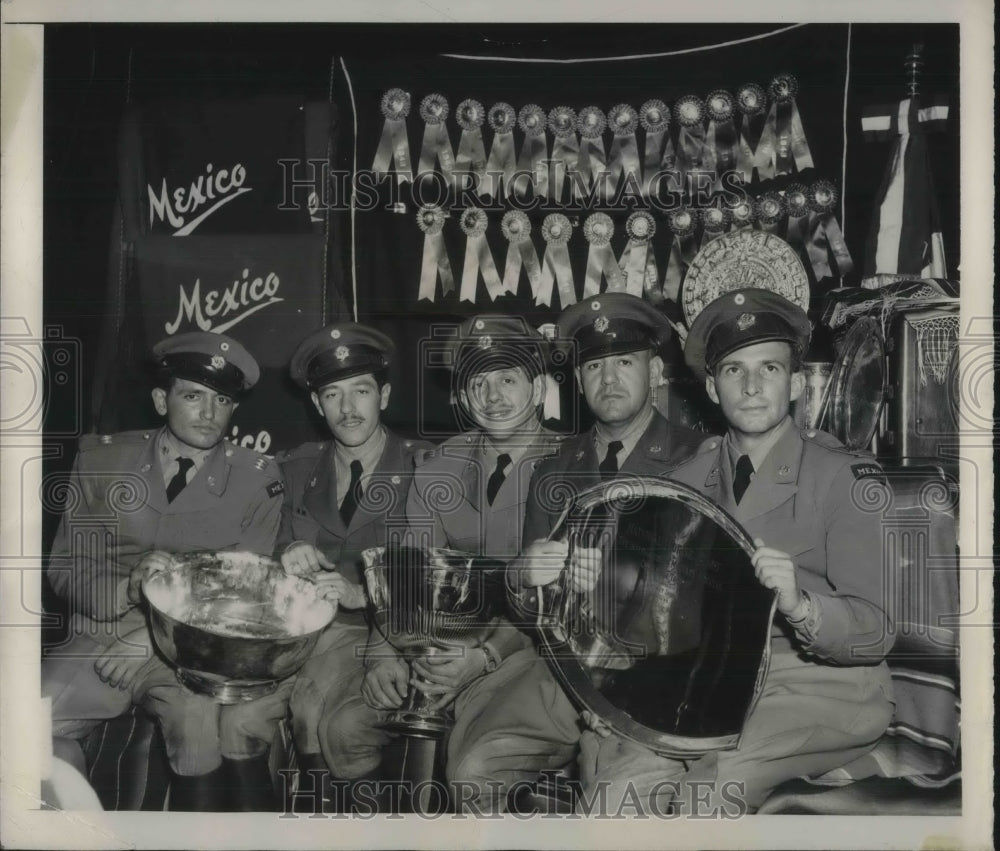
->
[380,711,451,740]
[177,669,278,705]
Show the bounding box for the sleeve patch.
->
[266,481,285,498]
[851,463,885,481]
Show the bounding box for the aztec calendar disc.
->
[681,230,810,326]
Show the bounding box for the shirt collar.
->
[594,403,655,464]
[157,427,213,474]
[334,426,387,476]
[725,415,793,472]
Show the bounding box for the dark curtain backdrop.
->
[42,20,960,554]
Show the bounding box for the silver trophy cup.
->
[362,545,505,738]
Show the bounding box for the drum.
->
[528,477,776,758]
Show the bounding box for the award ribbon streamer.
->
[513,104,549,198]
[760,75,814,178]
[735,84,766,182]
[416,94,456,182]
[416,206,454,302]
[459,207,504,303]
[538,214,575,308]
[607,104,641,199]
[582,213,625,298]
[547,107,580,202]
[500,211,543,298]
[483,103,517,199]
[640,99,671,199]
[662,208,697,302]
[783,183,811,262]
[372,88,413,183]
[703,90,741,192]
[673,96,707,196]
[454,98,488,191]
[807,181,854,279]
[618,212,656,298]
[576,107,608,201]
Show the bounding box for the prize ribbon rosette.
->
[807,180,854,279]
[640,99,674,198]
[699,205,732,249]
[736,83,766,182]
[547,106,580,202]
[755,190,787,236]
[513,104,549,198]
[458,206,504,303]
[454,98,488,190]
[607,104,641,196]
[582,213,625,298]
[538,213,576,308]
[372,88,413,183]
[703,90,741,190]
[500,211,543,298]
[663,206,698,302]
[725,193,757,231]
[673,96,707,194]
[755,74,814,178]
[576,107,609,200]
[483,103,517,199]
[416,205,454,302]
[416,94,456,181]
[783,183,811,260]
[619,211,659,301]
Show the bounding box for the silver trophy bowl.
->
[144,551,336,704]
[362,545,506,738]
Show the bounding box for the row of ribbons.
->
[373,75,814,197]
[417,180,852,306]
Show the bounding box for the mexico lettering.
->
[148,162,251,235]
[165,268,283,335]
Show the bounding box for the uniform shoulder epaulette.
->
[224,441,281,474]
[413,443,445,467]
[271,441,326,464]
[78,429,154,452]
[801,427,875,457]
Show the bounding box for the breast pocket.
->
[159,510,242,551]
[753,517,818,558]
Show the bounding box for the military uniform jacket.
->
[46,428,284,622]
[274,429,430,626]
[522,410,705,544]
[406,428,565,563]
[666,424,894,665]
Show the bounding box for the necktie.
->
[340,460,364,526]
[598,440,624,480]
[166,457,194,503]
[486,453,512,506]
[733,455,754,504]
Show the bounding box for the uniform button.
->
[140,463,151,473]
[142,433,150,440]
[100,435,112,444]
[226,448,233,457]
[807,430,816,438]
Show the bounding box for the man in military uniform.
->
[403,315,571,812]
[275,322,429,809]
[503,293,705,808]
[572,288,896,814]
[43,332,287,811]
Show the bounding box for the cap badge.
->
[331,329,342,340]
[219,341,230,352]
[736,312,756,331]
[594,316,610,333]
[211,354,226,369]
[335,345,350,362]
[478,335,492,350]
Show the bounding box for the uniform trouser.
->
[43,612,293,776]
[317,646,581,812]
[576,648,895,816]
[287,619,371,757]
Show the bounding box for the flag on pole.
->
[862,94,949,278]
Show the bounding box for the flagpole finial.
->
[904,43,925,97]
